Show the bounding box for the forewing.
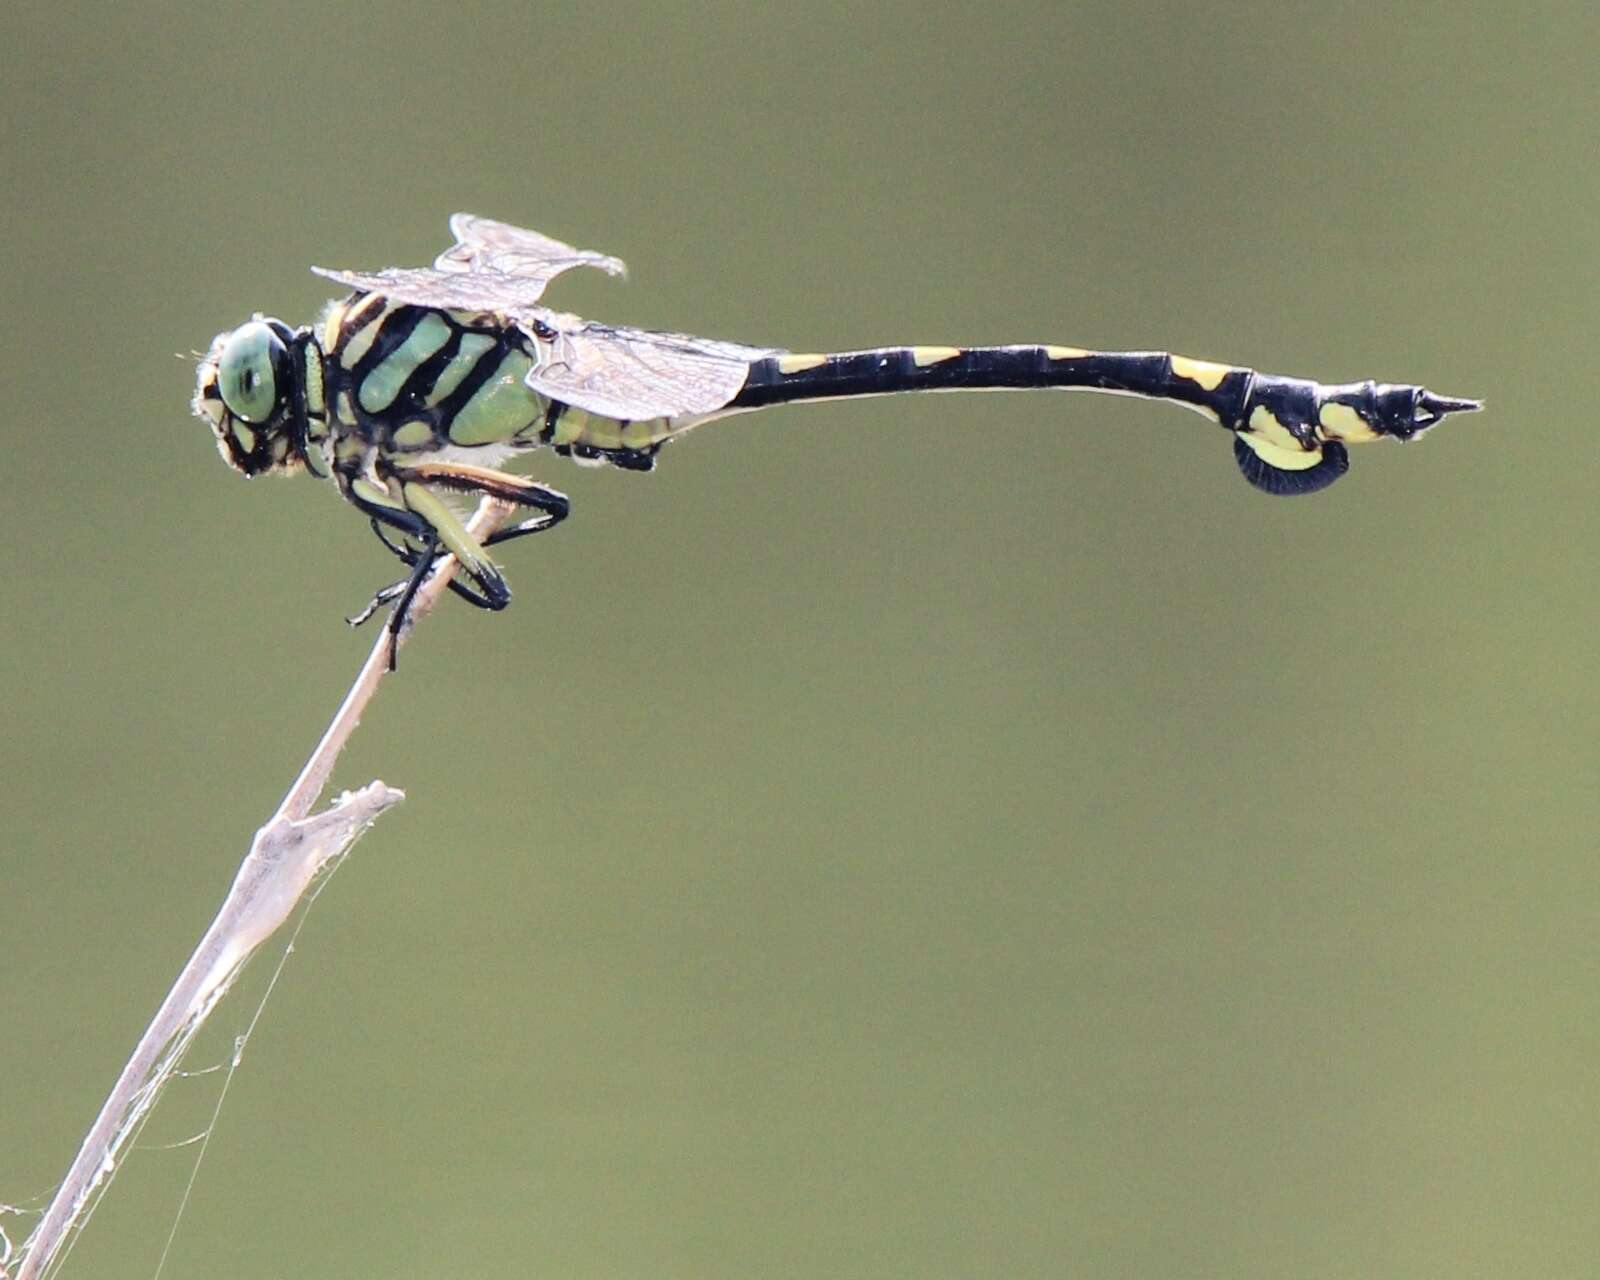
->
[313,215,767,418]
[522,319,781,420]
[436,212,627,282]
[310,265,559,310]
[311,214,626,310]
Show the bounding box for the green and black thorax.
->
[317,293,541,481]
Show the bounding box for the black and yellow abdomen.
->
[731,344,1476,496]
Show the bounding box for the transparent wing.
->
[311,264,569,310]
[312,214,770,418]
[310,213,626,310]
[522,319,782,420]
[434,212,627,281]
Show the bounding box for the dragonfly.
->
[194,213,1480,657]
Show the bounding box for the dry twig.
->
[10,498,514,1280]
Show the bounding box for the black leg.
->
[343,464,569,640]
[483,509,566,549]
[382,531,438,671]
[361,520,504,613]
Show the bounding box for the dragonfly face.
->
[194,316,312,477]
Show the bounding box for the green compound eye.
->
[217,321,287,424]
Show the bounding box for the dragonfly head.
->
[193,316,312,476]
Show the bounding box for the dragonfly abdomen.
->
[731,345,1256,424]
[730,345,1477,495]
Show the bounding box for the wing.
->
[311,213,626,310]
[312,214,772,418]
[433,212,626,280]
[523,319,782,420]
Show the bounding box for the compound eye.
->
[217,321,287,424]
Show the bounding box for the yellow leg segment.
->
[400,481,497,584]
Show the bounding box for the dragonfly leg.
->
[365,519,501,611]
[381,531,439,669]
[342,463,568,648]
[341,474,508,665]
[389,460,572,596]
[391,461,570,540]
[342,523,444,667]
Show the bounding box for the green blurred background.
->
[3,2,1595,1276]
